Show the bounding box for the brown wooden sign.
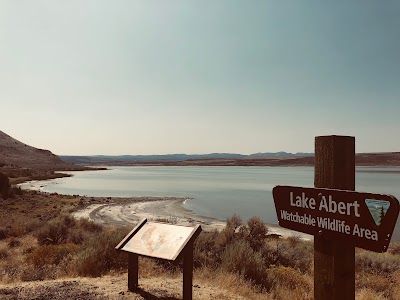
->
[273,185,400,252]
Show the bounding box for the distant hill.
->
[61,151,400,167]
[60,152,317,167]
[355,152,400,166]
[60,152,314,166]
[0,131,83,175]
[248,152,314,157]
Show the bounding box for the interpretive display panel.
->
[273,185,400,252]
[116,219,201,261]
[120,222,198,260]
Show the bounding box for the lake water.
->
[21,166,400,241]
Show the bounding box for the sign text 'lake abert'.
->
[273,186,400,252]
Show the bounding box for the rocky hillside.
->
[0,130,84,177]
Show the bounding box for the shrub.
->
[77,218,103,233]
[0,248,9,259]
[0,259,19,281]
[389,243,400,256]
[220,239,268,288]
[263,238,313,273]
[356,251,400,275]
[267,266,311,291]
[35,221,69,245]
[226,214,242,231]
[244,216,268,251]
[26,243,80,267]
[7,186,23,199]
[355,289,387,300]
[5,223,27,238]
[356,272,391,296]
[7,219,46,237]
[0,172,10,199]
[20,264,58,282]
[22,247,35,255]
[62,215,76,228]
[10,186,23,196]
[8,238,21,248]
[0,227,8,240]
[194,227,235,269]
[66,228,86,244]
[34,216,104,245]
[222,214,243,245]
[70,229,129,277]
[194,230,223,268]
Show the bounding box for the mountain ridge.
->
[60,151,314,164]
[60,152,400,167]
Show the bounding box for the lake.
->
[20,166,400,241]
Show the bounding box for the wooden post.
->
[128,253,139,292]
[314,135,355,300]
[183,242,194,300]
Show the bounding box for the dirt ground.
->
[0,274,247,300]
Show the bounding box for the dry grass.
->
[0,190,82,239]
[196,269,273,300]
[356,250,400,275]
[356,288,387,300]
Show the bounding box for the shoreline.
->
[72,198,226,232]
[71,198,312,240]
[19,178,313,240]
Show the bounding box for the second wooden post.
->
[183,242,194,300]
[128,253,139,292]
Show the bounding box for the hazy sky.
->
[1,1,399,155]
